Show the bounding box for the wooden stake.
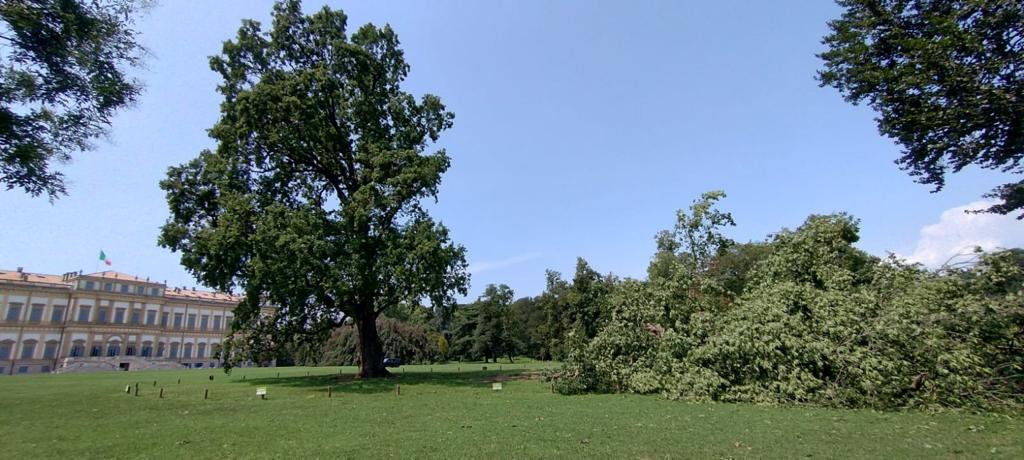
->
[328,387,332,398]
[159,388,164,398]
[204,388,209,400]
[153,380,156,387]
[396,384,400,396]
[134,385,139,397]
[177,378,180,384]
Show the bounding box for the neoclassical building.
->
[0,267,270,375]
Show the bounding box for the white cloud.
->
[902,200,1024,268]
[468,253,542,274]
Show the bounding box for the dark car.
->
[383,357,401,367]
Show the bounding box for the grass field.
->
[1,362,1021,459]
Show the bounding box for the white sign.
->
[256,387,267,396]
[492,382,502,391]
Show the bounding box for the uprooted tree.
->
[157,0,468,377]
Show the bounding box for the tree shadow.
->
[238,369,544,395]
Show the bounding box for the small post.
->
[395,384,400,396]
[242,375,246,381]
[134,385,139,397]
[204,388,208,400]
[277,372,280,379]
[159,388,164,398]
[306,371,310,377]
[153,380,156,387]
[177,378,180,384]
[328,387,332,398]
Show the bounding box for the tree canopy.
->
[158,0,468,377]
[818,0,1024,218]
[1,0,148,199]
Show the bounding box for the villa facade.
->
[0,268,271,375]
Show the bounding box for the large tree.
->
[819,0,1024,218]
[1,0,148,199]
[158,0,468,378]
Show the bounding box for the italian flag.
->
[99,250,112,266]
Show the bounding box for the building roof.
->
[164,287,241,303]
[81,270,165,285]
[0,269,70,287]
[1,268,242,303]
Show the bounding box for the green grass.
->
[1,362,1021,459]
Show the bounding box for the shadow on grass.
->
[238,369,544,395]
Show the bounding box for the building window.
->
[90,345,101,357]
[29,304,44,322]
[197,343,207,359]
[78,306,92,322]
[183,343,193,359]
[200,315,209,331]
[141,342,153,357]
[130,310,141,325]
[169,342,180,359]
[126,345,135,356]
[85,280,95,290]
[213,316,222,330]
[43,341,59,359]
[114,308,125,324]
[146,310,156,326]
[5,303,22,321]
[51,306,65,323]
[120,284,129,294]
[40,365,49,373]
[20,340,37,359]
[18,366,28,374]
[97,308,109,323]
[106,341,121,357]
[70,341,85,357]
[157,342,166,357]
[104,283,113,291]
[187,314,196,330]
[161,312,169,327]
[150,287,161,296]
[0,341,13,360]
[173,313,183,330]
[136,286,145,295]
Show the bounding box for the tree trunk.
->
[356,312,390,378]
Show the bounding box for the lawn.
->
[1,362,1021,459]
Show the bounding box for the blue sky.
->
[1,0,1020,300]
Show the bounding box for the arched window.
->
[141,341,153,357]
[157,342,166,357]
[106,341,121,357]
[183,343,193,359]
[20,340,37,359]
[197,343,206,359]
[169,342,180,359]
[70,340,86,358]
[0,340,14,360]
[43,340,60,359]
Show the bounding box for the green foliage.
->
[0,0,148,199]
[558,191,1024,410]
[318,316,440,366]
[819,0,1024,218]
[452,284,521,362]
[647,191,736,326]
[158,0,468,377]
